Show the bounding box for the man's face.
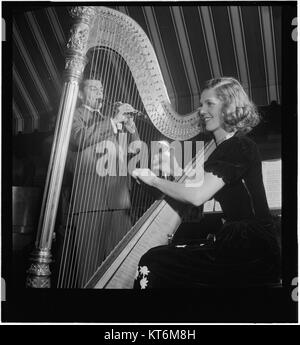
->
[82,79,104,109]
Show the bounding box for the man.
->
[60,78,140,288]
[69,78,139,151]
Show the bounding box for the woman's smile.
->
[203,115,213,122]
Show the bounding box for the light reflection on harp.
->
[26,6,215,289]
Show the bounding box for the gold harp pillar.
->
[26,6,96,288]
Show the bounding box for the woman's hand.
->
[132,168,157,187]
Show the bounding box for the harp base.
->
[26,249,52,288]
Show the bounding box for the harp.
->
[26,6,215,288]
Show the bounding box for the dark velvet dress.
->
[134,133,281,289]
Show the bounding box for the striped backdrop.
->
[12,5,281,134]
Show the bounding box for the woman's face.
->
[199,88,224,132]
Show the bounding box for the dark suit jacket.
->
[66,106,140,212]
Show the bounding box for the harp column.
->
[26,6,96,288]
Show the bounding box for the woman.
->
[132,77,281,289]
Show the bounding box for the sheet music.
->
[262,159,282,209]
[214,201,222,212]
[203,199,222,213]
[203,198,215,212]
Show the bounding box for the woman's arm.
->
[133,169,225,207]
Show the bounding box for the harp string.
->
[91,30,131,273]
[78,23,114,286]
[82,23,120,285]
[74,43,97,287]
[59,21,103,287]
[83,48,107,286]
[77,20,126,287]
[77,44,106,287]
[113,34,132,242]
[108,26,127,258]
[57,79,93,287]
[71,48,101,288]
[127,59,150,225]
[116,45,141,228]
[133,87,154,226]
[113,19,140,253]
[80,37,118,286]
[114,29,150,225]
[118,45,140,247]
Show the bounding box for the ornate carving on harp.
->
[26,6,213,289]
[77,6,201,140]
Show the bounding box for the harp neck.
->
[69,6,202,140]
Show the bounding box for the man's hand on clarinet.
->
[113,102,137,133]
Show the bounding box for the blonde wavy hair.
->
[203,77,260,133]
